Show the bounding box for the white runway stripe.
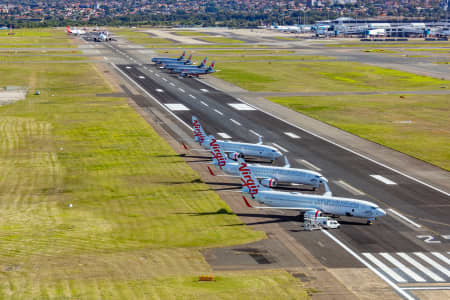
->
[414,252,450,277]
[249,129,262,137]
[432,252,450,265]
[334,180,365,196]
[214,109,223,116]
[217,133,231,139]
[284,132,301,139]
[363,253,407,283]
[200,101,208,107]
[387,209,422,228]
[179,88,185,93]
[230,119,241,126]
[189,94,196,99]
[170,82,175,86]
[370,175,397,185]
[297,159,322,171]
[379,253,426,282]
[397,253,444,282]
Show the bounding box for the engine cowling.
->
[260,178,278,188]
[227,152,241,161]
[304,210,322,220]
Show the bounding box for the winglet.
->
[323,181,332,197]
[181,142,188,150]
[243,196,253,208]
[257,135,263,145]
[207,166,215,176]
[284,156,290,168]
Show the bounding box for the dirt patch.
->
[0,87,27,106]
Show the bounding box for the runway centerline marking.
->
[414,252,450,277]
[380,253,426,282]
[334,180,365,196]
[272,143,288,153]
[228,103,256,111]
[200,101,208,107]
[217,132,232,139]
[388,209,422,228]
[362,253,407,283]
[297,159,322,171]
[149,70,154,73]
[230,119,241,126]
[155,73,161,77]
[200,88,208,92]
[170,82,175,86]
[189,94,196,99]
[397,253,444,282]
[126,66,131,69]
[249,129,262,137]
[162,78,167,82]
[103,56,108,60]
[138,76,145,79]
[370,175,397,185]
[284,132,301,139]
[155,89,164,93]
[214,109,223,116]
[179,88,185,93]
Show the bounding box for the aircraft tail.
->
[199,57,207,68]
[209,135,228,168]
[237,157,266,197]
[191,116,208,146]
[186,54,193,64]
[206,61,215,73]
[178,51,186,60]
[66,26,72,34]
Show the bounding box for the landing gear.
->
[367,218,375,225]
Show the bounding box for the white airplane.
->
[66,26,86,35]
[208,135,327,190]
[237,157,386,224]
[192,116,282,162]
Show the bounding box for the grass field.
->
[272,36,298,41]
[0,32,310,298]
[269,95,450,170]
[213,61,449,92]
[148,44,267,49]
[326,42,450,48]
[114,29,173,44]
[199,37,245,44]
[173,31,211,36]
[0,28,75,48]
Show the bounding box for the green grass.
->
[0,31,309,298]
[0,28,74,47]
[148,44,267,48]
[269,95,450,170]
[173,31,211,36]
[362,49,398,53]
[199,37,245,44]
[213,61,449,92]
[433,61,449,64]
[404,48,450,53]
[0,55,91,62]
[114,29,173,44]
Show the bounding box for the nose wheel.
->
[367,218,375,225]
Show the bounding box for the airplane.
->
[192,116,282,162]
[178,62,216,77]
[66,26,86,35]
[160,54,194,69]
[163,57,207,71]
[152,51,187,64]
[208,136,327,190]
[237,157,386,224]
[95,31,111,42]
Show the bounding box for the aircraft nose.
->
[377,208,386,217]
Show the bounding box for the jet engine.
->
[304,210,322,220]
[260,178,278,188]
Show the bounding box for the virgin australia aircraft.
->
[237,157,386,224]
[160,54,194,69]
[192,116,282,162]
[178,62,216,77]
[152,51,187,64]
[208,136,327,190]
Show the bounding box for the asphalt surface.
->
[99,40,449,297]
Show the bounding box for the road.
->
[97,39,450,299]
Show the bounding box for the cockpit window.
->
[371,207,377,209]
[272,150,276,152]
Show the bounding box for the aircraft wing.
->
[242,196,315,211]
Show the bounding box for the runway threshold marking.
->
[387,209,422,228]
[284,132,301,139]
[164,103,190,111]
[432,252,450,265]
[230,119,241,126]
[228,103,256,111]
[272,143,288,153]
[413,253,450,277]
[214,109,223,116]
[380,253,426,282]
[397,253,445,282]
[362,253,407,283]
[297,159,322,171]
[217,133,232,139]
[249,129,262,137]
[334,180,365,196]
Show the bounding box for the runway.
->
[101,40,450,298]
